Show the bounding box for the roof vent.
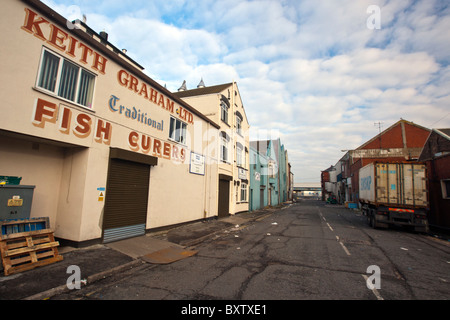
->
[99,31,108,43]
[197,78,205,88]
[178,80,187,92]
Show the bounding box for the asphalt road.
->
[52,200,450,301]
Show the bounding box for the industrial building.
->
[0,0,221,245]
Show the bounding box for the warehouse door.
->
[102,151,155,243]
[260,188,265,208]
[218,179,230,218]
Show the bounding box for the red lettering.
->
[141,134,151,153]
[179,107,186,120]
[180,148,186,162]
[92,52,107,74]
[139,83,148,99]
[166,99,174,113]
[67,36,78,57]
[22,8,49,40]
[78,42,93,64]
[73,113,92,138]
[172,145,179,159]
[128,131,139,151]
[163,142,171,159]
[22,8,107,74]
[32,98,57,128]
[153,139,162,156]
[118,70,129,87]
[59,106,72,134]
[149,88,158,104]
[48,24,68,51]
[94,119,112,145]
[129,75,139,92]
[158,94,165,108]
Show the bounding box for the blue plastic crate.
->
[0,217,50,236]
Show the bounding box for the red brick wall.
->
[427,155,450,230]
[362,122,429,150]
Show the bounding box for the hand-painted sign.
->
[22,8,107,74]
[117,69,194,124]
[108,95,163,131]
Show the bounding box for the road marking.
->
[335,235,351,256]
[318,210,326,221]
[326,222,334,232]
[362,275,384,300]
[339,241,351,256]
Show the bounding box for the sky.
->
[42,0,450,183]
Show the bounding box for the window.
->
[37,48,95,108]
[220,136,228,162]
[268,161,277,178]
[236,145,242,167]
[169,117,187,144]
[241,183,247,202]
[221,101,228,124]
[236,116,242,135]
[441,180,450,199]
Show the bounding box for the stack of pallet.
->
[0,218,63,276]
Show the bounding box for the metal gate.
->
[102,149,157,243]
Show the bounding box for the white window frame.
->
[221,101,228,124]
[236,115,242,135]
[36,47,96,109]
[169,116,188,145]
[220,136,228,163]
[240,183,247,202]
[236,145,243,167]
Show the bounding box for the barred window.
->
[37,48,96,108]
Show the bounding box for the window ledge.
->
[32,87,96,114]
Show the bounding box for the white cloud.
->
[43,0,450,182]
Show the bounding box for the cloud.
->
[42,0,450,183]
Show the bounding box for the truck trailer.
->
[359,162,429,233]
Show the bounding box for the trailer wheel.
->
[369,209,377,229]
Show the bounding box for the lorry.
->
[359,162,429,233]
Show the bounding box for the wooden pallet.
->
[0,229,63,276]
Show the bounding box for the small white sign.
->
[189,152,205,175]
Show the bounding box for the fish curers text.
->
[31,97,186,162]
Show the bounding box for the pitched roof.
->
[356,119,430,150]
[250,139,281,160]
[418,128,450,161]
[173,83,233,98]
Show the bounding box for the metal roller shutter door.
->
[103,158,150,243]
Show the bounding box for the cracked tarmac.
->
[51,200,450,300]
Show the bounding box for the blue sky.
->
[43,0,450,183]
